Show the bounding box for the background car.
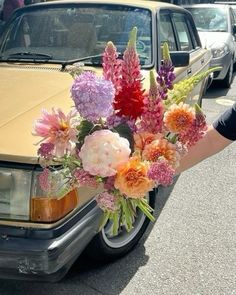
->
[183,3,236,88]
[0,0,211,282]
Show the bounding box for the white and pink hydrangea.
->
[79,130,131,177]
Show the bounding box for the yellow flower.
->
[164,102,195,133]
[114,157,154,198]
[142,138,180,168]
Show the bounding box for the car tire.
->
[221,58,233,88]
[84,190,156,263]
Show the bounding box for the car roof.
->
[35,0,182,10]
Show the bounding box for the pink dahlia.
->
[34,108,78,157]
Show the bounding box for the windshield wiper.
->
[6,52,53,61]
[61,54,107,70]
[61,52,148,70]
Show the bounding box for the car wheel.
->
[221,59,233,88]
[84,190,156,262]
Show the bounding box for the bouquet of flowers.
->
[33,27,214,234]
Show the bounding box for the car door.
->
[158,9,212,105]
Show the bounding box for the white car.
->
[183,4,236,88]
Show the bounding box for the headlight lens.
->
[0,168,32,220]
[0,167,78,222]
[210,42,229,58]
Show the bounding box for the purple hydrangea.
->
[71,71,115,122]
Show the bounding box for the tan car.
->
[0,0,211,282]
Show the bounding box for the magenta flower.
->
[147,160,175,186]
[102,41,123,94]
[179,104,207,148]
[104,176,116,191]
[95,191,119,212]
[71,71,115,122]
[34,108,78,157]
[73,168,98,188]
[38,168,51,192]
[139,71,164,133]
[37,142,54,158]
[121,27,142,89]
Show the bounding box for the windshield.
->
[0,4,152,66]
[186,7,228,32]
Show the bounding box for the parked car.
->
[215,1,236,13]
[0,0,211,282]
[183,4,236,88]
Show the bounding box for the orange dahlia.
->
[134,132,162,151]
[142,138,180,168]
[164,102,195,133]
[114,157,154,198]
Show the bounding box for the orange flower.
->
[134,132,162,151]
[142,138,180,168]
[114,157,154,198]
[164,102,195,133]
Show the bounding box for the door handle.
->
[201,58,204,65]
[187,68,192,75]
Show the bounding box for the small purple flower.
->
[156,60,176,100]
[37,142,54,158]
[95,191,119,212]
[73,168,98,188]
[106,114,137,132]
[104,176,116,190]
[71,71,115,122]
[38,168,51,192]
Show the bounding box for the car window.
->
[230,8,236,31]
[159,13,177,51]
[186,7,228,32]
[172,13,193,51]
[0,5,152,66]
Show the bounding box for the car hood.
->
[0,64,78,164]
[198,31,230,49]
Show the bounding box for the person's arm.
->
[175,125,233,175]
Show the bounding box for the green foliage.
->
[112,122,134,152]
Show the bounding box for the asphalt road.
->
[0,78,236,295]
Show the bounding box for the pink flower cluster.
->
[147,161,175,187]
[95,191,119,212]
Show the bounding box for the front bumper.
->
[210,52,232,80]
[0,200,102,282]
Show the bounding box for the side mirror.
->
[169,51,190,67]
[233,24,236,35]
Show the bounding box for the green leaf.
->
[98,212,110,231]
[113,123,134,152]
[77,120,94,143]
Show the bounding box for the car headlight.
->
[210,42,229,58]
[0,166,78,222]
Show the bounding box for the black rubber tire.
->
[221,59,233,88]
[84,190,156,263]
